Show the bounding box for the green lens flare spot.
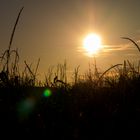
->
[17,98,35,121]
[44,89,52,97]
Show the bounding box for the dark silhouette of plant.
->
[121,37,140,52]
[7,7,24,75]
[0,7,24,87]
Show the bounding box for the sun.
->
[83,33,102,56]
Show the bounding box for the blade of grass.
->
[98,64,123,82]
[6,7,24,74]
[121,37,140,52]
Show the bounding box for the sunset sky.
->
[0,0,140,80]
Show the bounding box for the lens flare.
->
[43,89,52,97]
[17,97,35,121]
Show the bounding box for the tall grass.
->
[0,7,41,87]
[0,7,140,139]
[0,7,140,89]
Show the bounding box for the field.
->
[0,52,140,139]
[0,7,140,139]
[0,72,140,139]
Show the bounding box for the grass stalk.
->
[6,7,24,75]
[121,37,140,53]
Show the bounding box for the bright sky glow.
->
[1,1,140,81]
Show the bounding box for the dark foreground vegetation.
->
[0,7,140,139]
[0,74,140,139]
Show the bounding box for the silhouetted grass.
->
[0,7,140,139]
[0,41,140,139]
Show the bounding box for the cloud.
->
[103,44,128,52]
[76,37,140,59]
[103,38,140,53]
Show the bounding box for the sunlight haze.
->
[0,0,140,80]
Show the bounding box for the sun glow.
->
[83,33,102,57]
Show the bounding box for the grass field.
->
[0,56,140,139]
[0,7,140,139]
